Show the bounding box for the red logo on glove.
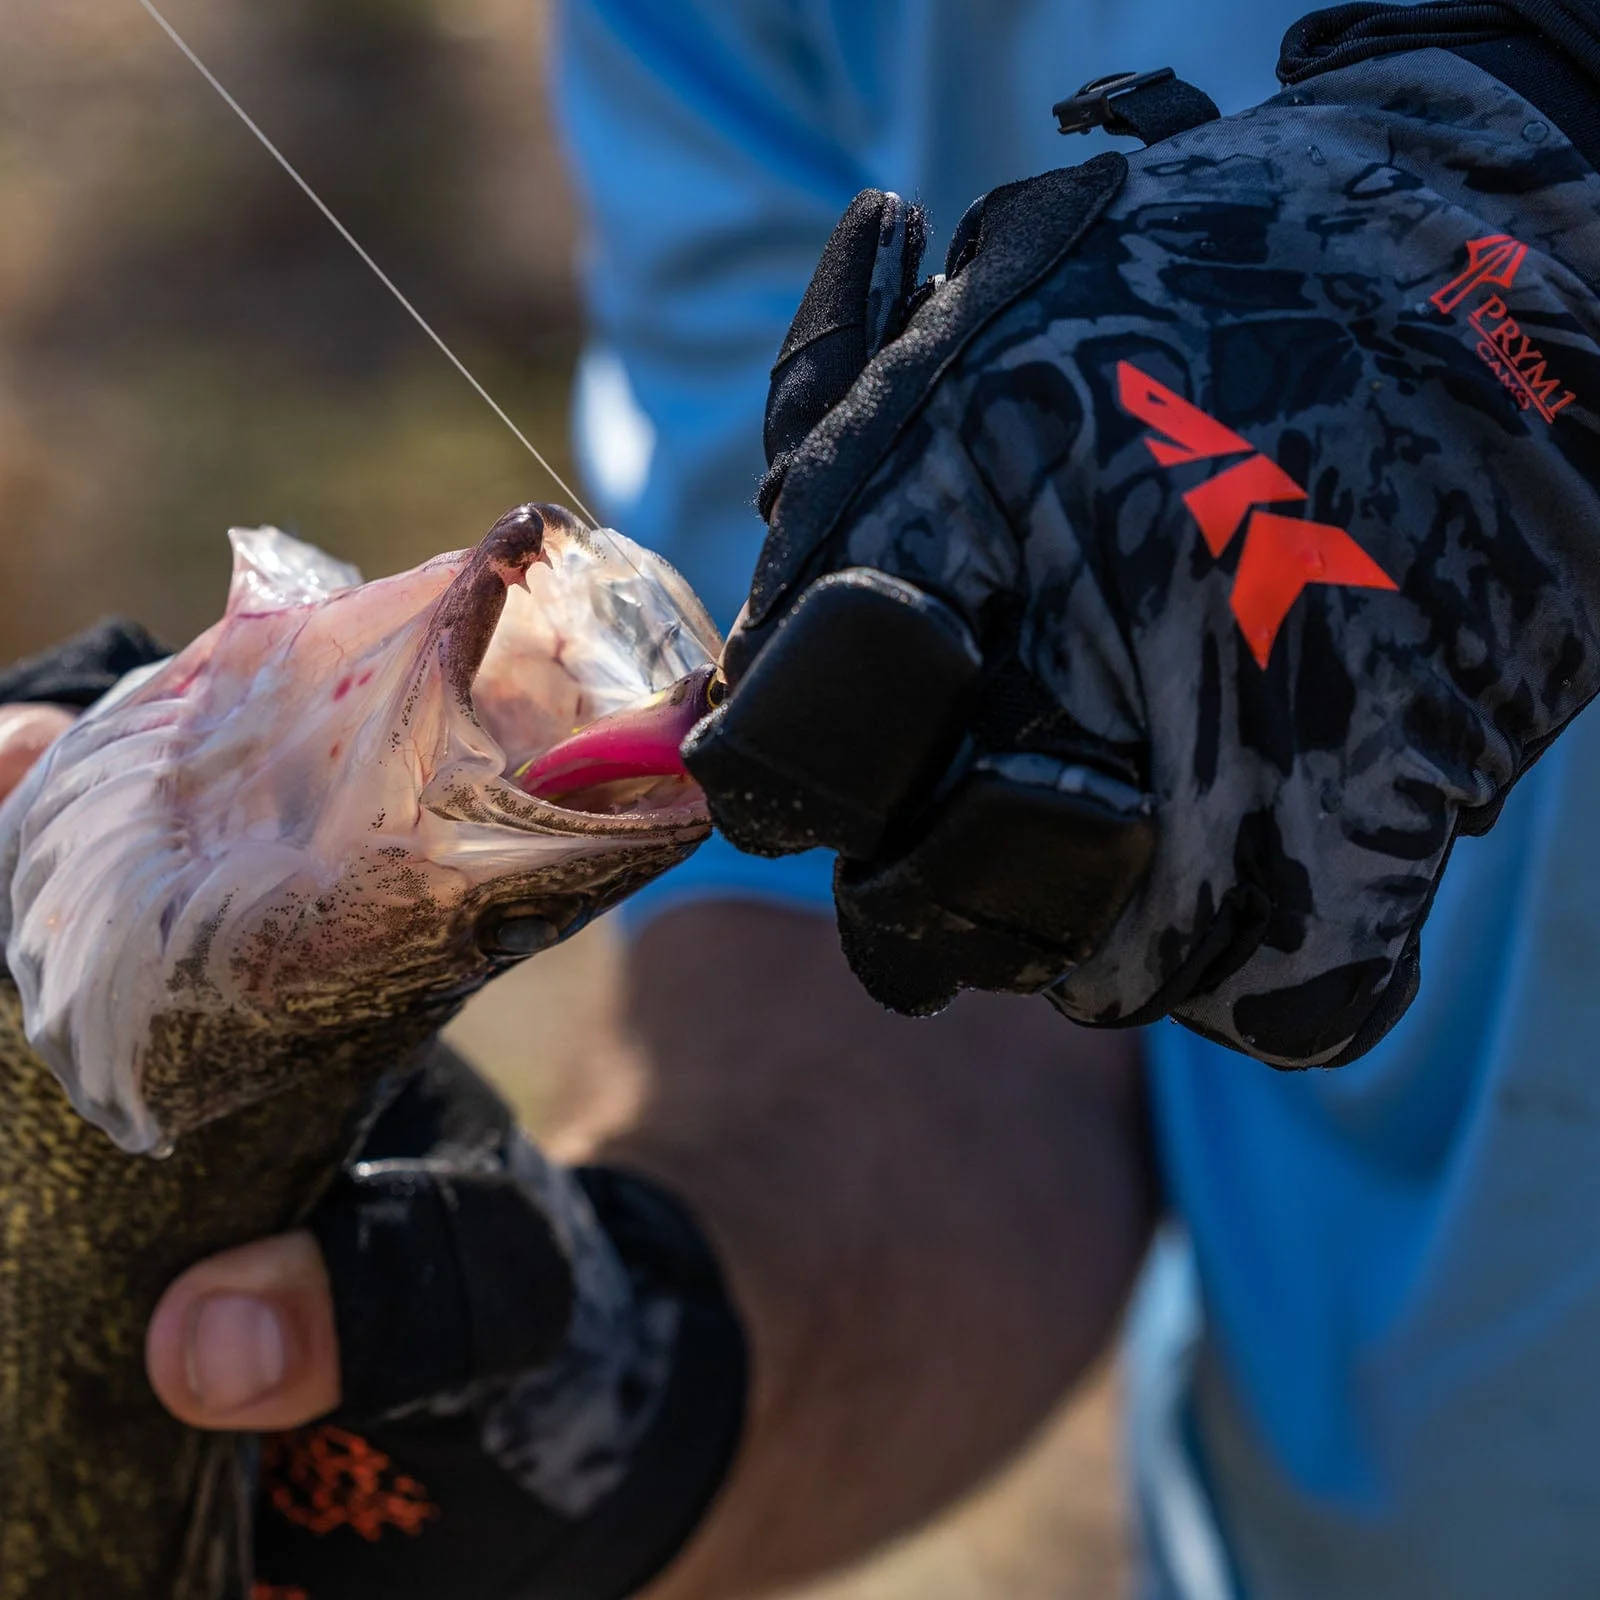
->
[1117,362,1396,667]
[1429,233,1529,315]
[1429,234,1578,424]
[261,1424,439,1542]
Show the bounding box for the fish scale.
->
[0,974,447,1599]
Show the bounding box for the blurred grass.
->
[0,0,580,654]
[0,3,1129,1594]
[0,339,584,653]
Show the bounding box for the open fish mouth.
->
[508,665,717,815]
[411,501,718,838]
[0,501,722,1153]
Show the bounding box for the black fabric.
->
[1105,74,1220,142]
[1280,0,1600,174]
[0,617,168,707]
[1499,0,1600,79]
[743,154,1128,634]
[350,1043,517,1162]
[312,1050,576,1422]
[904,769,1155,953]
[685,568,983,860]
[255,1058,748,1600]
[833,763,1158,1015]
[761,189,928,517]
[514,1169,748,1600]
[312,1163,576,1421]
[1100,75,1221,144]
[1053,69,1221,143]
[833,861,1064,1018]
[1279,2,1527,79]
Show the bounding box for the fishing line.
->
[132,0,605,535]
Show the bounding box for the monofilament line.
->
[133,0,601,532]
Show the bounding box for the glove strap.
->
[1053,68,1220,144]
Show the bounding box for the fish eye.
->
[705,670,729,709]
[481,913,560,959]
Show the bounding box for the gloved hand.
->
[684,6,1600,1065]
[235,1055,745,1600]
[136,1048,746,1600]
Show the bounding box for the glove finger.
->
[686,568,982,859]
[834,755,1157,1014]
[759,190,928,519]
[310,1160,574,1422]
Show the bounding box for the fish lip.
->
[468,777,711,838]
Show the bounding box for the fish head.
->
[0,503,719,1153]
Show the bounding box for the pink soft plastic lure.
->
[512,663,717,802]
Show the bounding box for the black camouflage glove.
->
[684,3,1600,1066]
[251,1051,745,1600]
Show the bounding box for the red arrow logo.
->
[1118,361,1396,667]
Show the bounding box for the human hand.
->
[0,623,737,1598]
[144,1086,577,1438]
[140,1063,630,1600]
[137,1053,741,1600]
[146,1228,341,1430]
[685,55,1600,1065]
[0,704,77,797]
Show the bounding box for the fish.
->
[0,502,718,1599]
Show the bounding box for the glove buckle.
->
[1053,67,1176,135]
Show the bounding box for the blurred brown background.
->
[0,3,1128,1593]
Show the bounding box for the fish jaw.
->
[0,504,718,1154]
